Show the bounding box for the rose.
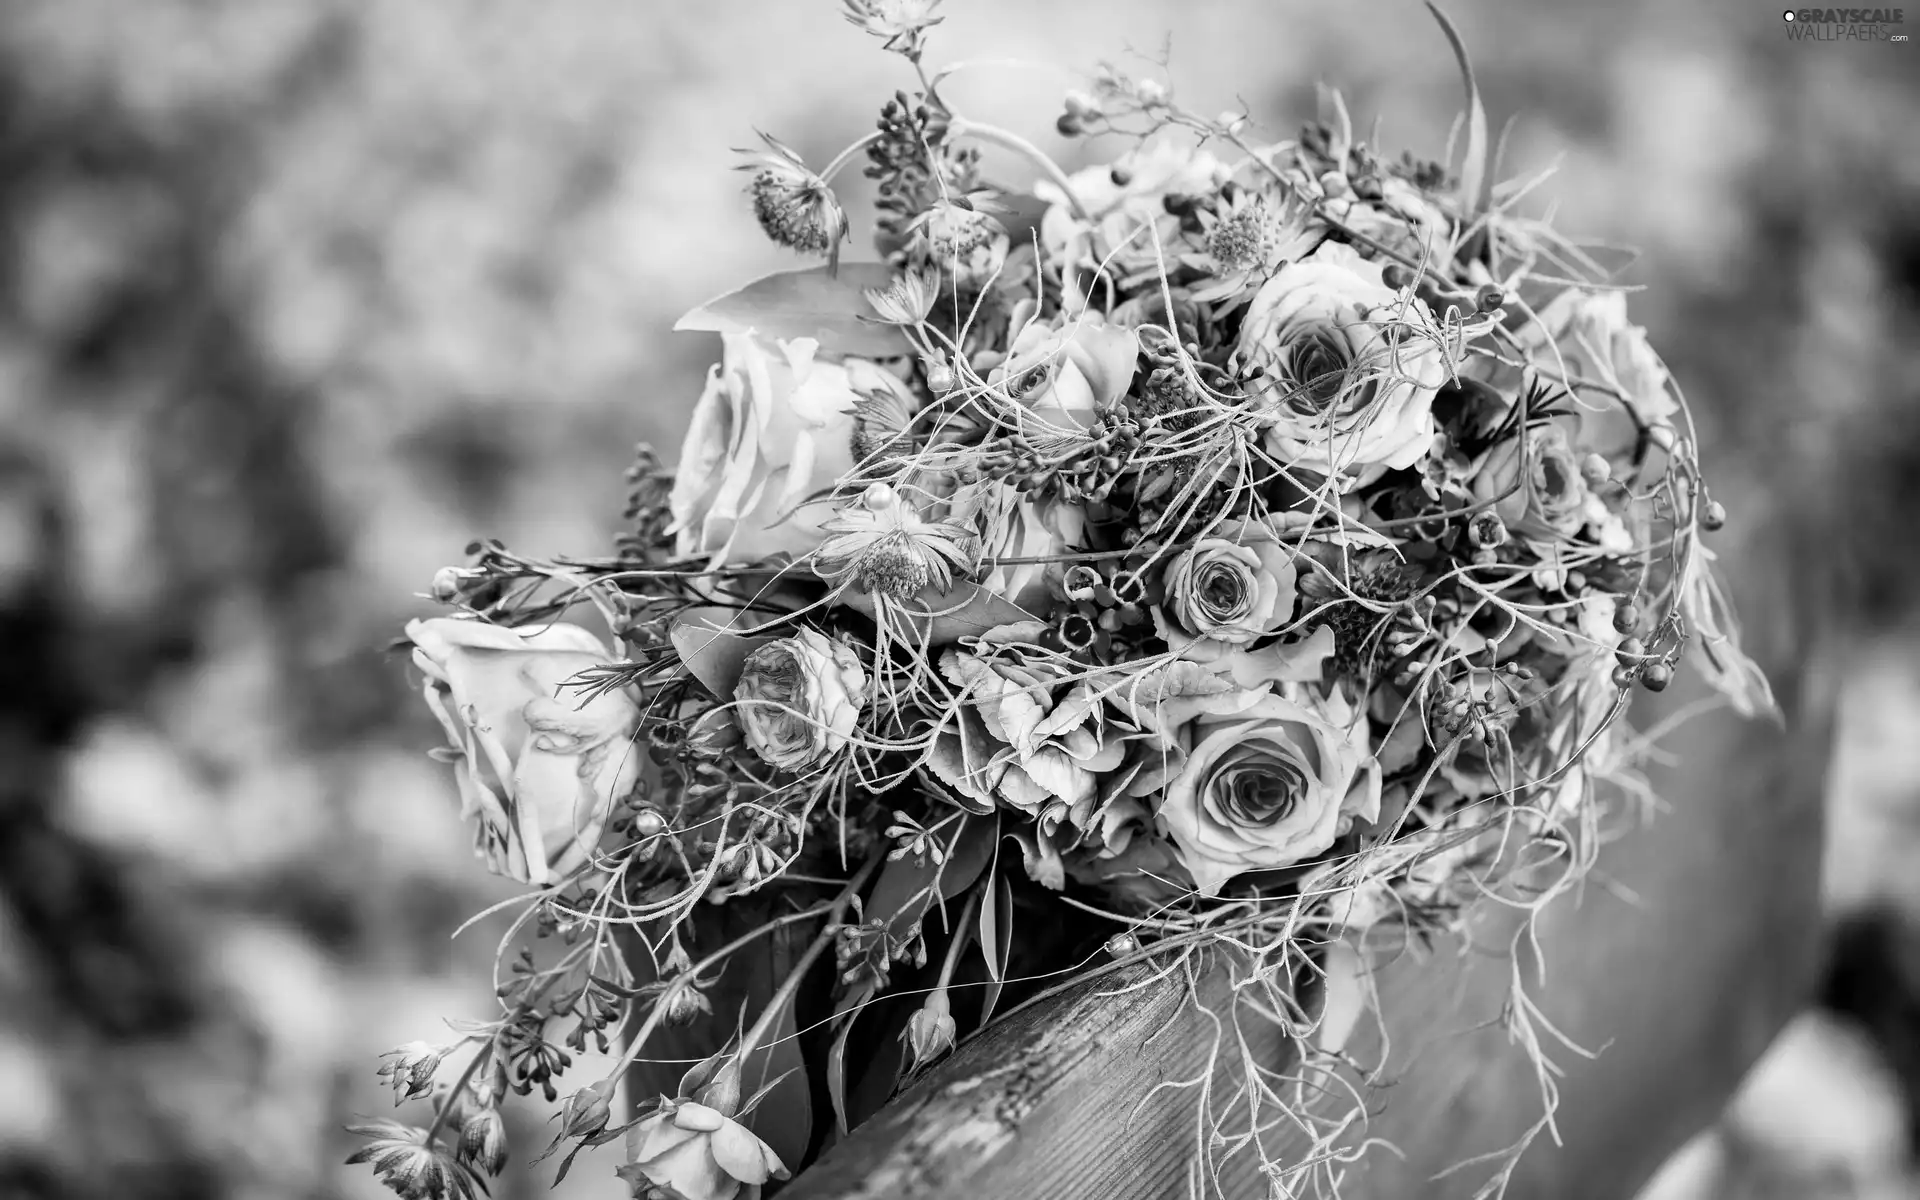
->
[953,480,1086,613]
[1157,519,1299,652]
[669,334,903,564]
[618,1100,788,1200]
[1530,289,1678,426]
[989,306,1139,431]
[1038,139,1230,301]
[1238,243,1447,480]
[733,628,867,771]
[408,618,641,886]
[1155,687,1381,897]
[1470,422,1591,540]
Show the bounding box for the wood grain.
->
[780,956,1295,1199]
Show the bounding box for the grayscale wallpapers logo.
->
[1783,7,1909,39]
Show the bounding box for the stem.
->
[820,130,884,185]
[607,900,841,1083]
[948,117,1090,220]
[731,853,883,1065]
[424,1044,491,1146]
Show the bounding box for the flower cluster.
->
[362,5,1765,1197]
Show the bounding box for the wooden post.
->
[779,956,1296,1200]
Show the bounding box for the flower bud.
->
[1104,931,1139,958]
[1701,499,1727,532]
[458,1107,509,1176]
[1056,112,1085,138]
[904,989,956,1068]
[430,566,469,604]
[1135,79,1168,106]
[558,1078,614,1141]
[1475,284,1507,313]
[376,1042,448,1104]
[1580,453,1613,486]
[926,359,955,394]
[660,981,711,1026]
[1639,662,1673,692]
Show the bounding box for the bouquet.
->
[351,3,1770,1197]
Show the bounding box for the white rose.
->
[1238,243,1447,480]
[989,308,1139,431]
[1530,289,1678,426]
[669,334,900,564]
[618,1100,788,1200]
[733,627,868,770]
[408,618,641,886]
[1155,687,1381,897]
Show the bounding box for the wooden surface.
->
[780,955,1295,1199]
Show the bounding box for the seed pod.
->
[1701,499,1727,532]
[1639,662,1673,692]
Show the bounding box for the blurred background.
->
[0,1,1916,1198]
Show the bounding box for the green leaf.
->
[736,983,812,1173]
[675,264,913,359]
[836,580,1040,645]
[993,191,1053,252]
[977,868,1014,1026]
[1426,0,1490,222]
[668,606,783,698]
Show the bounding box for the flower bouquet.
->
[351,3,1771,1198]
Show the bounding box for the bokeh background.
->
[0,1,1916,1198]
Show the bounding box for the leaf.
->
[836,580,1039,646]
[992,191,1053,251]
[676,264,913,359]
[736,984,812,1173]
[1426,0,1489,222]
[977,868,1014,1026]
[669,607,782,698]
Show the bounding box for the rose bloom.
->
[733,627,868,770]
[989,306,1139,431]
[953,480,1085,614]
[408,618,641,886]
[1529,289,1678,427]
[669,334,907,564]
[1038,138,1231,300]
[1155,687,1382,897]
[618,1100,787,1200]
[1470,421,1591,541]
[1238,243,1447,480]
[1157,518,1299,655]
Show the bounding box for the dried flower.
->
[376,1042,448,1105]
[739,132,849,267]
[346,1120,485,1200]
[812,482,976,601]
[863,268,938,325]
[456,1107,509,1177]
[842,0,944,54]
[906,197,1008,288]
